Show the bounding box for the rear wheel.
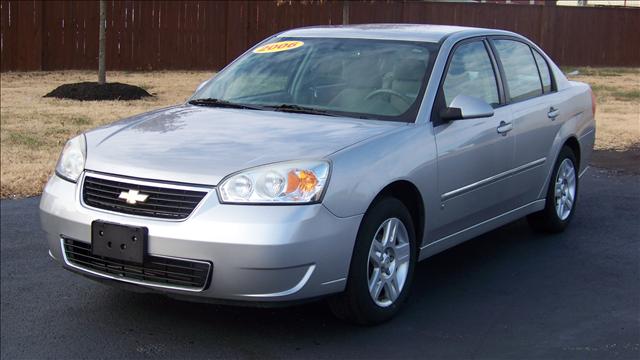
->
[329,197,417,325]
[527,146,579,233]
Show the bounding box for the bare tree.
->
[342,1,349,25]
[98,0,106,85]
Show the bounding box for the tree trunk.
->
[342,1,349,25]
[98,0,106,85]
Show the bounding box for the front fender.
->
[323,124,438,226]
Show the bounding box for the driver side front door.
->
[430,39,517,241]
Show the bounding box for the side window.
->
[532,50,552,93]
[493,39,543,102]
[442,41,500,108]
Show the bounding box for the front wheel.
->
[329,197,417,325]
[527,146,579,233]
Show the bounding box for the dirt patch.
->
[591,147,640,175]
[44,82,152,101]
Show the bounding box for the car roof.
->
[277,24,516,43]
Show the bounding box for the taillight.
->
[590,88,597,116]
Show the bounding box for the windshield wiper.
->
[188,98,264,110]
[267,104,337,117]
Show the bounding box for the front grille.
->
[63,239,211,290]
[82,175,208,219]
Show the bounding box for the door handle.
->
[548,107,560,120]
[497,121,513,136]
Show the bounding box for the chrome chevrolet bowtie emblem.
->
[118,190,149,204]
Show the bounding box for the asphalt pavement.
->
[1,169,638,359]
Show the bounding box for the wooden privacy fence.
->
[1,0,639,72]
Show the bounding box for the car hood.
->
[84,105,403,185]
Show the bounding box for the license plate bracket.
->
[91,221,147,264]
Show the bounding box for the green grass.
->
[7,132,44,149]
[612,89,640,101]
[590,84,616,93]
[563,67,639,77]
[43,127,72,137]
[68,116,92,126]
[589,85,640,102]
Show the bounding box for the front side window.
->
[442,41,500,108]
[492,39,543,102]
[193,37,439,122]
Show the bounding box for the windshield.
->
[192,37,439,122]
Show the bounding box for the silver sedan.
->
[41,24,596,324]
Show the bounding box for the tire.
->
[328,197,417,325]
[527,146,579,233]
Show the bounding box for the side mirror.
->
[440,94,494,121]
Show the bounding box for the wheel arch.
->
[539,135,582,199]
[563,136,581,170]
[367,180,425,249]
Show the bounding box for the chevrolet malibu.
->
[41,24,596,324]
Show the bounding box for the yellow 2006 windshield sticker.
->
[253,41,304,54]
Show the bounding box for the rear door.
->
[490,38,562,205]
[431,38,516,240]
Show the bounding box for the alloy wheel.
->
[554,158,576,221]
[367,218,411,307]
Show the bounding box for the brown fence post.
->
[539,2,552,55]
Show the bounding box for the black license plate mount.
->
[91,221,147,264]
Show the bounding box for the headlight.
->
[218,160,330,204]
[55,134,86,182]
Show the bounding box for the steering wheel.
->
[364,89,412,107]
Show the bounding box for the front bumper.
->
[40,173,362,302]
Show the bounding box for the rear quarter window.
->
[532,50,553,94]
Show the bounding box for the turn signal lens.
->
[286,171,301,193]
[296,170,318,192]
[218,161,330,204]
[590,88,597,116]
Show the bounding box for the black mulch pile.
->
[44,82,152,101]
